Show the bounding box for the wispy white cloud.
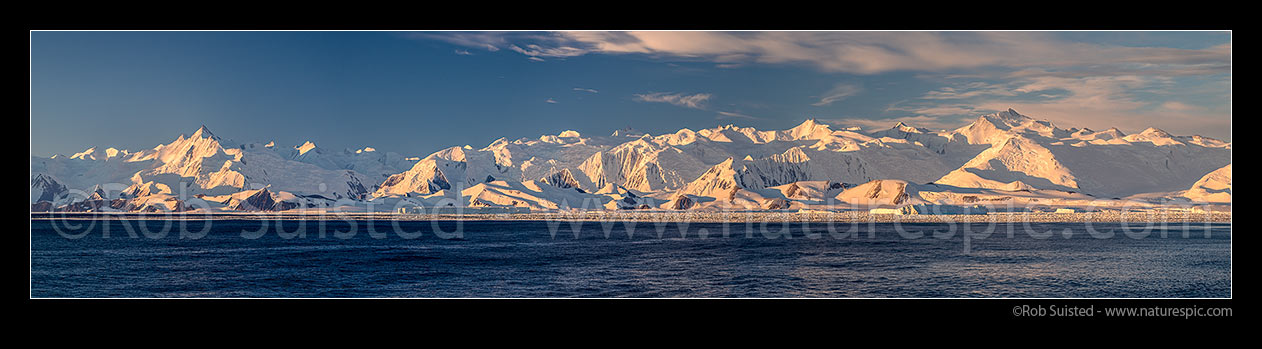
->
[573,87,599,93]
[920,82,1016,100]
[891,75,1231,138]
[455,31,1230,75]
[812,83,862,106]
[404,31,1231,139]
[632,92,755,120]
[633,92,712,109]
[402,32,509,52]
[886,103,983,117]
[408,31,1228,77]
[716,111,759,120]
[545,98,558,104]
[454,49,473,56]
[1003,64,1230,79]
[1160,101,1199,112]
[510,44,587,58]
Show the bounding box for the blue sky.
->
[30,31,1231,157]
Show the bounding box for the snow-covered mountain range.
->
[31,109,1231,212]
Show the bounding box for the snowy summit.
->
[31,109,1230,213]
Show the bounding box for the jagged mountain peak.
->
[486,137,511,149]
[86,184,108,201]
[972,108,1033,129]
[1102,127,1126,137]
[1140,127,1172,137]
[787,118,834,139]
[950,108,1072,144]
[540,168,582,189]
[716,156,736,166]
[32,113,1232,212]
[191,125,218,140]
[70,147,102,160]
[295,141,318,156]
[30,173,68,204]
[891,121,926,134]
[226,186,302,211]
[996,108,1027,120]
[611,127,645,137]
[1122,127,1186,146]
[430,145,469,162]
[791,118,823,131]
[69,147,131,161]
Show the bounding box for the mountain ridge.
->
[31,109,1231,212]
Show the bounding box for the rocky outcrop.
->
[666,194,694,210]
[762,198,791,210]
[30,174,67,203]
[540,168,581,189]
[227,188,297,211]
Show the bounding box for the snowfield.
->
[31,109,1230,215]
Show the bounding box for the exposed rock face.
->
[30,174,67,203]
[377,160,452,196]
[783,182,802,199]
[86,185,107,201]
[836,179,919,207]
[227,188,297,211]
[123,181,172,198]
[679,154,817,197]
[620,196,638,206]
[666,194,694,210]
[342,173,370,200]
[861,180,910,204]
[762,198,791,210]
[59,199,109,212]
[577,145,675,192]
[540,168,581,189]
[109,199,129,210]
[679,158,742,197]
[31,201,54,212]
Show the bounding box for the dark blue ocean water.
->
[30,219,1231,297]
